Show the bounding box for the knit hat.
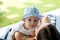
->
[22,6,42,20]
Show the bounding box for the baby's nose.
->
[31,22,35,26]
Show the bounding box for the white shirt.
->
[7,21,36,40]
[10,21,36,35]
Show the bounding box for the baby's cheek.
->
[36,22,39,25]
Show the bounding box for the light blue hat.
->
[22,6,42,20]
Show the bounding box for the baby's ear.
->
[42,16,50,23]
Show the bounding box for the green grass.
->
[0,0,60,27]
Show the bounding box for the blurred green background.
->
[0,0,60,27]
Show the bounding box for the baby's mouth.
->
[31,24,35,27]
[30,26,36,29]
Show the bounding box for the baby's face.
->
[24,16,40,30]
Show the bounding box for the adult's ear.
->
[41,16,50,23]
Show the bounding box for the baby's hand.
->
[31,30,36,37]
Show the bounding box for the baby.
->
[7,6,42,40]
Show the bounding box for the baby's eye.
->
[34,20,37,22]
[28,19,31,22]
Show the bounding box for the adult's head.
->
[37,23,60,40]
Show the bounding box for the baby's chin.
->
[27,27,33,30]
[29,27,36,29]
[25,26,37,30]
